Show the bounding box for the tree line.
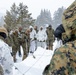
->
[4,3,35,32]
[1,3,65,31]
[36,7,65,30]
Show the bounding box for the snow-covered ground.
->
[0,38,62,75]
[13,47,54,75]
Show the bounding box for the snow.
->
[53,38,63,51]
[0,39,62,75]
[13,47,54,75]
[0,39,13,75]
[12,39,63,75]
[0,38,62,75]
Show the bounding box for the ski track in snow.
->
[9,39,62,75]
[13,47,54,75]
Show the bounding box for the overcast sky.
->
[0,0,75,19]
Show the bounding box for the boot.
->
[46,46,49,50]
[22,55,26,60]
[18,49,22,57]
[50,46,53,50]
[13,55,16,62]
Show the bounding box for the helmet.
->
[49,24,52,27]
[40,26,43,30]
[25,29,30,34]
[19,26,22,31]
[34,25,37,30]
[29,26,33,29]
[62,1,76,41]
[54,24,65,39]
[0,26,8,36]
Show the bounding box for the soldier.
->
[18,26,27,60]
[34,25,38,33]
[46,24,54,50]
[37,26,47,48]
[53,24,65,51]
[0,26,13,75]
[25,29,30,55]
[18,27,22,57]
[34,25,38,50]
[43,1,76,75]
[54,24,65,40]
[29,26,36,53]
[12,30,19,62]
[5,30,13,47]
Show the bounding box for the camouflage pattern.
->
[12,30,20,62]
[43,40,76,75]
[0,65,4,75]
[18,28,27,60]
[62,1,76,41]
[46,25,54,50]
[12,30,19,54]
[5,33,13,47]
[25,29,30,54]
[43,1,76,75]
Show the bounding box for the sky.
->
[0,0,75,19]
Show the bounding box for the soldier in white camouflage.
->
[0,27,13,75]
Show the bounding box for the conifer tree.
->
[53,7,65,29]
[35,9,52,28]
[4,3,35,31]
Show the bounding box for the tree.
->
[4,3,18,31]
[53,7,65,30]
[4,3,35,32]
[17,3,35,28]
[35,9,53,28]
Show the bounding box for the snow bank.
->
[13,47,53,75]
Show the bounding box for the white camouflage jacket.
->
[0,38,14,75]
